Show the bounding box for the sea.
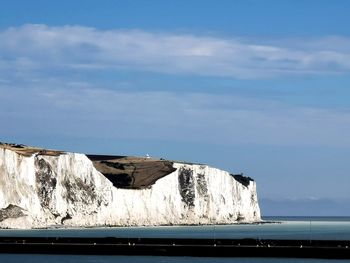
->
[0,216,350,262]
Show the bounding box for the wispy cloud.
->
[1,24,350,79]
[1,84,350,147]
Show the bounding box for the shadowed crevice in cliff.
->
[103,173,133,188]
[60,213,72,224]
[0,204,26,222]
[231,173,254,187]
[88,155,176,189]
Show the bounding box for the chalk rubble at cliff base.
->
[0,143,261,229]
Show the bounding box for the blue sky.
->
[1,1,350,215]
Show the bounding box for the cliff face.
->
[0,143,261,228]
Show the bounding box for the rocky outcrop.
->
[0,143,261,228]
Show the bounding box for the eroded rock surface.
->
[0,142,261,228]
[0,204,26,222]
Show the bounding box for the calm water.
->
[0,217,349,262]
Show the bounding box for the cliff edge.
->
[0,142,261,228]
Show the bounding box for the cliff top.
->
[0,142,176,189]
[0,142,253,189]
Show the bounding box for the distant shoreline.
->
[0,220,281,230]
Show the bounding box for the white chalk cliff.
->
[0,143,261,228]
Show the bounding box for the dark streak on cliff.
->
[63,177,97,205]
[196,173,209,199]
[35,158,57,209]
[178,167,196,208]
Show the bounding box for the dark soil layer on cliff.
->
[0,143,63,157]
[87,155,176,189]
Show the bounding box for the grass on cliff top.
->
[0,142,63,157]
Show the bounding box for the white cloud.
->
[1,24,350,147]
[1,24,350,78]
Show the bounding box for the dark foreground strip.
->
[0,237,349,259]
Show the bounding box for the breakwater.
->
[0,236,349,259]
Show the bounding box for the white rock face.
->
[0,147,261,228]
